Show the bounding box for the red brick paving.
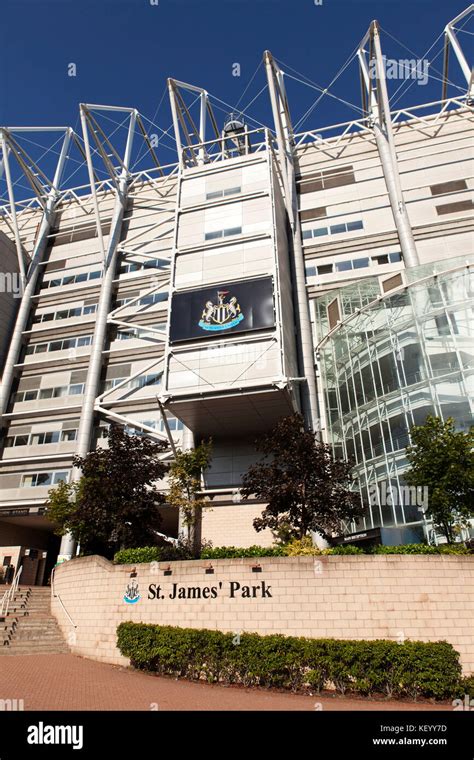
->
[1,654,451,711]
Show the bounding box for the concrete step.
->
[0,645,70,655]
[2,587,69,655]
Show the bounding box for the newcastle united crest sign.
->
[198,290,245,332]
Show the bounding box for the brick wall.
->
[201,503,274,547]
[51,554,474,674]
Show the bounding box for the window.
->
[298,165,356,194]
[430,179,467,196]
[69,384,84,395]
[300,206,327,222]
[40,270,102,290]
[22,471,69,488]
[61,429,77,442]
[26,335,92,355]
[318,264,333,275]
[8,427,79,447]
[204,230,222,241]
[33,304,98,323]
[372,251,402,266]
[346,220,364,232]
[206,186,241,200]
[137,292,168,307]
[119,258,170,275]
[204,226,242,241]
[159,417,184,432]
[436,200,474,216]
[15,383,85,403]
[335,260,352,272]
[5,435,28,447]
[302,220,364,242]
[31,432,61,445]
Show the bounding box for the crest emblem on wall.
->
[198,290,244,332]
[123,578,141,605]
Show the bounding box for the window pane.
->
[223,227,242,237]
[330,224,346,235]
[353,258,369,269]
[205,230,222,240]
[75,273,88,283]
[61,430,77,441]
[313,227,327,237]
[89,270,101,280]
[302,230,312,240]
[347,220,364,231]
[317,264,333,275]
[336,260,352,272]
[37,473,52,486]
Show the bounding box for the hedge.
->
[117,622,462,700]
[114,542,469,564]
[200,545,286,559]
[114,544,194,565]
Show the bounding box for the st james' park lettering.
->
[148,580,272,600]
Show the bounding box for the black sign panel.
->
[170,276,275,343]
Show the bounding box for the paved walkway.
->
[0,654,452,711]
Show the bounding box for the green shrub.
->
[200,545,286,559]
[459,675,474,699]
[115,541,469,563]
[114,546,163,564]
[117,622,463,700]
[283,537,321,556]
[370,543,469,555]
[114,542,197,565]
[323,545,365,555]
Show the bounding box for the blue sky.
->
[1,0,472,188]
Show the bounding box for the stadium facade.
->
[0,15,473,582]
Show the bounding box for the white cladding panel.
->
[174,239,274,287]
[167,338,280,393]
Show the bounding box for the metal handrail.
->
[0,565,23,620]
[50,565,77,628]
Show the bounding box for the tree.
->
[241,414,362,541]
[167,441,212,556]
[405,416,474,543]
[46,425,169,556]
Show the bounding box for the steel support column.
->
[59,110,137,559]
[359,21,419,268]
[264,51,320,432]
[0,129,72,424]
